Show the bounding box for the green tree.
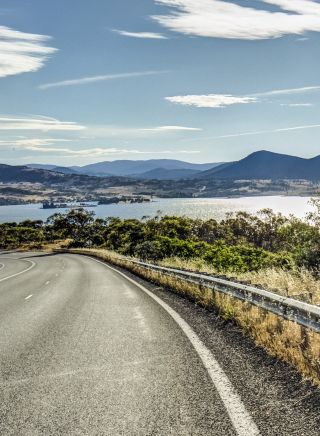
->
[47,208,95,247]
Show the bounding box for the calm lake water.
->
[0,196,315,224]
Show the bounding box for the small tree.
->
[47,208,95,247]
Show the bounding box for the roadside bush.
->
[0,225,44,249]
[203,243,293,273]
[155,236,208,260]
[134,240,165,261]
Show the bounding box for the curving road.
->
[0,256,35,282]
[0,252,319,436]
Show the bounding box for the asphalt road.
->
[0,252,319,436]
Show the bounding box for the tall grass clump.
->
[158,257,320,306]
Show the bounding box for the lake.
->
[0,196,315,224]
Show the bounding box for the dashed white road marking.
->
[45,281,50,285]
[25,295,33,300]
[86,255,261,436]
[0,259,36,283]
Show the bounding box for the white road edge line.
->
[25,294,33,300]
[0,259,36,283]
[87,256,261,436]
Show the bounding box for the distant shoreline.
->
[0,196,313,225]
[0,192,318,208]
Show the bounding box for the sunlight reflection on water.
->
[0,196,314,223]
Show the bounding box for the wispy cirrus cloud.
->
[220,123,320,138]
[252,85,320,97]
[140,125,201,132]
[0,138,71,147]
[276,124,320,132]
[166,94,256,108]
[0,115,85,131]
[0,119,198,137]
[17,145,199,157]
[112,29,168,39]
[166,85,320,108]
[0,125,200,157]
[153,0,320,40]
[0,26,57,78]
[280,103,313,107]
[39,70,167,90]
[83,124,202,138]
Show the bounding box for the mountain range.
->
[2,151,320,205]
[6,151,320,184]
[27,159,223,180]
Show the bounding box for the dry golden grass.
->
[63,248,320,385]
[17,239,71,252]
[42,239,72,251]
[158,257,320,306]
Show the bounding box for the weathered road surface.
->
[0,252,319,435]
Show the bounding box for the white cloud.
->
[140,125,201,131]
[166,94,257,108]
[0,134,199,157]
[166,85,320,109]
[20,145,199,156]
[0,138,71,147]
[0,115,85,131]
[39,70,167,90]
[0,25,56,78]
[153,0,320,40]
[112,29,168,39]
[83,124,201,138]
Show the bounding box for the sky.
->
[1,0,320,165]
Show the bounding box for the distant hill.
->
[0,164,129,186]
[27,159,223,178]
[198,151,320,181]
[27,163,57,171]
[0,164,143,205]
[133,167,201,180]
[0,164,67,183]
[192,162,233,178]
[27,164,81,175]
[72,159,222,177]
[51,166,81,175]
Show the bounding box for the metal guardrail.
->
[132,260,320,333]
